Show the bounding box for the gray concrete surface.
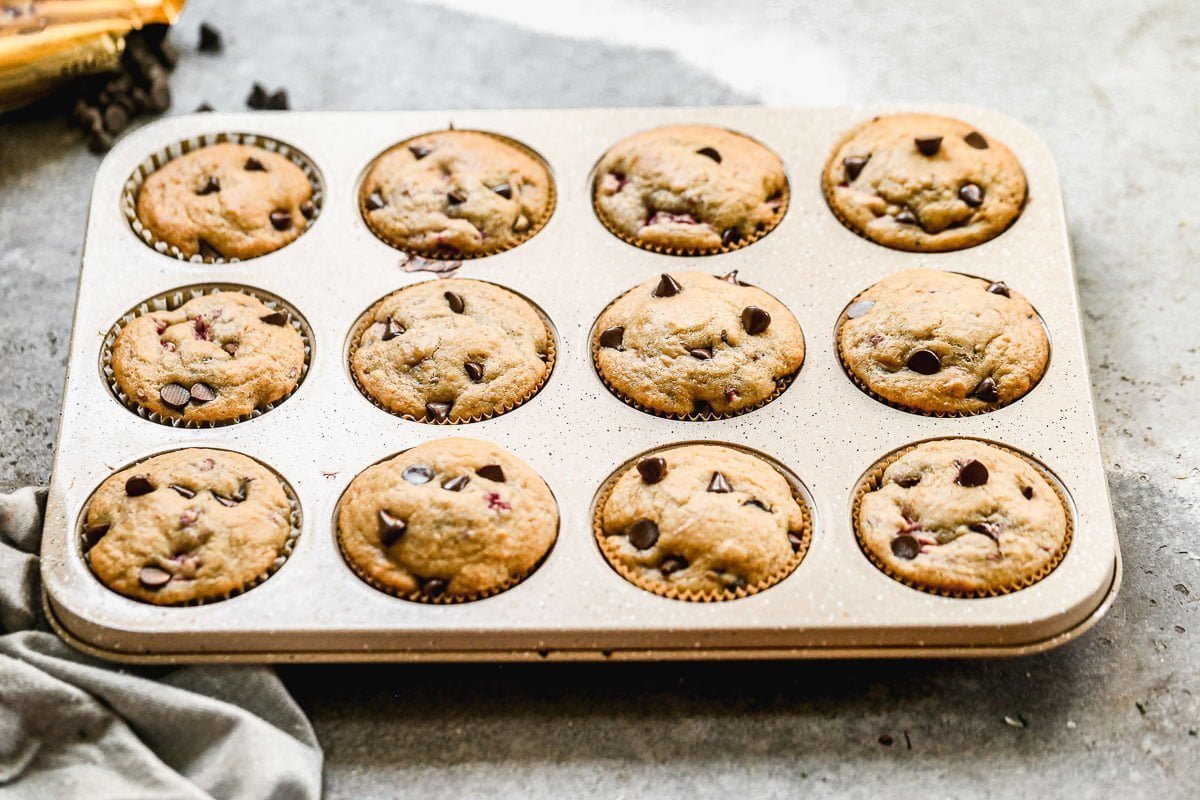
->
[1,1,1197,797]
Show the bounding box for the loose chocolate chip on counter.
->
[707,472,733,493]
[244,157,266,171]
[169,484,196,499]
[636,457,667,484]
[87,127,115,154]
[197,239,223,260]
[972,376,1001,403]
[959,183,984,207]
[260,310,288,326]
[895,208,918,226]
[125,475,156,496]
[103,103,129,134]
[490,182,512,199]
[403,464,434,484]
[246,83,270,109]
[442,475,470,492]
[444,291,465,313]
[269,210,293,231]
[82,524,110,550]
[719,269,744,286]
[190,383,217,403]
[266,88,289,110]
[627,518,660,550]
[382,317,404,341]
[896,475,922,488]
[365,192,386,211]
[377,509,407,546]
[476,464,506,482]
[300,200,316,219]
[787,531,805,551]
[421,577,448,597]
[426,401,452,421]
[195,102,214,112]
[914,136,943,156]
[741,306,771,335]
[744,499,771,512]
[891,535,920,560]
[721,228,743,247]
[159,383,192,409]
[198,22,223,53]
[195,175,220,195]
[695,146,722,163]
[964,131,989,149]
[906,349,941,375]
[846,300,875,319]
[1022,486,1035,500]
[147,78,171,112]
[653,274,682,298]
[138,565,172,589]
[446,189,467,205]
[659,556,688,575]
[956,460,990,487]
[986,281,1010,297]
[409,144,431,159]
[464,361,485,383]
[598,326,625,350]
[689,347,713,360]
[969,522,999,542]
[843,155,869,181]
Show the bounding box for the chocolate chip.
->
[195,175,220,195]
[636,457,666,484]
[403,464,434,484]
[190,383,217,403]
[378,509,407,546]
[692,400,714,417]
[476,464,506,483]
[491,182,512,199]
[408,144,431,160]
[972,377,1000,403]
[464,361,485,383]
[102,103,129,134]
[914,136,943,156]
[986,281,1010,297]
[125,475,156,496]
[447,189,466,205]
[260,310,288,326]
[696,146,722,163]
[969,522,999,541]
[964,131,989,149]
[195,102,214,113]
[896,475,921,488]
[627,518,659,550]
[300,200,315,219]
[659,556,688,575]
[721,228,743,247]
[265,88,289,111]
[147,78,171,112]
[365,192,386,210]
[846,300,875,319]
[197,239,223,260]
[86,127,114,154]
[444,291,465,313]
[959,183,984,207]
[719,270,744,286]
[707,472,733,493]
[169,484,195,499]
[421,577,448,597]
[906,349,941,375]
[1022,486,1035,500]
[891,535,920,560]
[741,306,771,335]
[426,401,452,421]
[689,347,713,360]
[787,531,805,551]
[895,208,918,226]
[138,565,172,589]
[843,155,869,181]
[956,460,990,487]
[214,481,248,506]
[599,326,625,349]
[381,317,404,341]
[223,342,238,356]
[247,83,270,109]
[269,210,293,231]
[198,22,223,53]
[653,274,682,298]
[159,383,191,409]
[442,475,470,492]
[82,524,110,550]
[744,499,771,512]
[244,156,266,172]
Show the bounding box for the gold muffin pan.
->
[43,106,1119,662]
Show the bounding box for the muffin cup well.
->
[851,438,1074,598]
[122,132,324,264]
[591,444,813,602]
[358,129,557,260]
[78,449,303,607]
[346,282,556,425]
[101,284,313,428]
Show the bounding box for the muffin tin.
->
[41,106,1120,662]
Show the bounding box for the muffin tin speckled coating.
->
[42,106,1120,662]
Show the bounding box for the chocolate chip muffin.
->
[82,449,296,605]
[336,438,558,601]
[837,269,1049,415]
[597,444,809,600]
[856,439,1069,596]
[593,125,788,254]
[593,271,804,417]
[823,114,1027,252]
[110,291,307,425]
[350,279,552,423]
[360,130,554,257]
[135,142,315,260]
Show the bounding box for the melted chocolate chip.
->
[244,157,266,172]
[707,472,733,493]
[956,460,989,487]
[636,457,666,484]
[491,182,512,199]
[906,349,941,375]
[696,146,722,163]
[382,317,404,341]
[421,577,448,597]
[403,464,434,484]
[444,291,465,314]
[1022,486,1034,500]
[365,192,386,211]
[214,482,247,506]
[447,189,466,205]
[269,210,293,231]
[741,306,771,335]
[82,524,110,550]
[653,274,682,298]
[689,347,713,360]
[896,475,921,488]
[846,300,875,319]
[895,208,918,226]
[627,518,659,550]
[959,183,984,207]
[159,383,191,409]
[138,565,172,589]
[260,310,288,326]
[969,522,999,541]
[964,131,989,149]
[168,483,195,499]
[843,155,869,181]
[476,464,506,483]
[464,361,485,383]
[914,136,943,156]
[300,200,315,220]
[197,239,223,260]
[222,342,238,356]
[196,176,220,195]
[986,281,1010,297]
[425,401,452,421]
[721,227,743,247]
[599,326,625,349]
[190,383,217,403]
[409,144,431,160]
[659,556,688,575]
[787,531,805,551]
[891,534,920,560]
[972,376,1000,403]
[378,509,407,546]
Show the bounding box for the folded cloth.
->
[0,487,323,799]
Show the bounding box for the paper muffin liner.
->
[346,281,556,424]
[78,449,304,607]
[122,131,324,264]
[833,281,1050,418]
[590,281,801,422]
[591,444,813,602]
[101,283,313,428]
[358,129,557,260]
[851,438,1074,599]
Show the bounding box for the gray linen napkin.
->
[0,487,323,800]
